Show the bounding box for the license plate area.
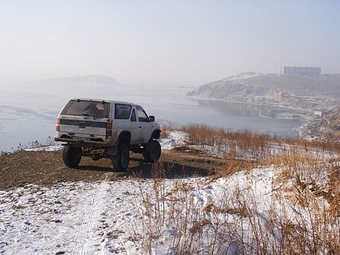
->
[73,136,85,141]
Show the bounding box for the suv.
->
[55,98,161,171]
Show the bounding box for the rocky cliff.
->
[188,73,340,118]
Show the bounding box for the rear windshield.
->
[61,99,110,118]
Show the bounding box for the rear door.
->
[58,99,110,138]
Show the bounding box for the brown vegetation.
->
[1,124,340,254]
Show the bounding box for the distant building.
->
[314,110,323,118]
[280,66,321,76]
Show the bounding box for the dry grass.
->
[137,125,340,254]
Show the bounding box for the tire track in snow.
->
[70,175,112,255]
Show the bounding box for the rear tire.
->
[143,140,161,163]
[62,146,82,168]
[112,144,130,171]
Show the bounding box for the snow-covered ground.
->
[0,132,337,254]
[0,168,277,254]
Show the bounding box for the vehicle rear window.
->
[61,100,110,118]
[115,104,132,119]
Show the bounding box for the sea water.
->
[0,80,304,152]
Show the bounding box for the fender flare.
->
[151,129,161,140]
[107,131,131,156]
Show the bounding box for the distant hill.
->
[34,74,118,100]
[188,72,340,114]
[45,74,116,87]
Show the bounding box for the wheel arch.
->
[107,130,131,156]
[118,130,131,145]
[151,129,161,140]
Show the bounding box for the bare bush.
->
[135,125,340,254]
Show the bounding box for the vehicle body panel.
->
[55,98,160,149]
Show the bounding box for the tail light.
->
[106,122,112,137]
[56,118,61,131]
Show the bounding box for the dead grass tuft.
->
[134,125,340,254]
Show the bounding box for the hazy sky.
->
[1,0,339,85]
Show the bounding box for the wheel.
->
[62,146,82,168]
[112,144,130,171]
[143,140,161,163]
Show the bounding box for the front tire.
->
[143,140,161,163]
[112,144,130,171]
[62,146,82,168]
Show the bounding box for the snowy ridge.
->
[223,72,264,81]
[1,131,338,254]
[1,165,325,254]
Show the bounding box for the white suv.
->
[55,98,161,171]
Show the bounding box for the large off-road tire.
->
[111,144,130,171]
[62,146,82,168]
[143,140,161,163]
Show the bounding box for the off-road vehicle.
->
[55,98,161,171]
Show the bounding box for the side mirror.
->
[149,115,155,122]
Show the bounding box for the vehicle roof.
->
[70,98,142,107]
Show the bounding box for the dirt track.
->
[0,147,228,190]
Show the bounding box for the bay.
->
[0,80,304,152]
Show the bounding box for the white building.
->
[280,66,321,76]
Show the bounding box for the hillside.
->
[1,127,339,254]
[303,105,340,141]
[188,73,340,119]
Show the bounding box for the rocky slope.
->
[303,106,340,141]
[188,72,340,119]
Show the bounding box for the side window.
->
[115,104,132,119]
[131,109,137,122]
[137,106,149,122]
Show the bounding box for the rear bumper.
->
[55,137,109,146]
